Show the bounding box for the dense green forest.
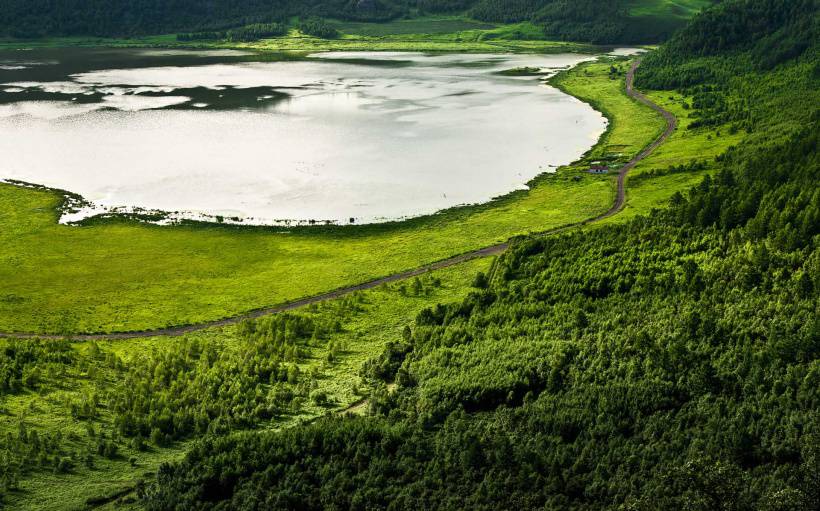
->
[0,0,713,43]
[134,1,819,509]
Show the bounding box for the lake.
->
[0,48,607,225]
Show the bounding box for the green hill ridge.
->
[1,0,716,43]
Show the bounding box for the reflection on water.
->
[0,48,607,225]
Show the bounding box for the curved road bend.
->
[3,59,676,341]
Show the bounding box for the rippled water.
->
[0,48,607,225]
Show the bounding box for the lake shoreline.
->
[1,49,613,229]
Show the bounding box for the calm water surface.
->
[0,48,607,225]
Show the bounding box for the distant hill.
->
[636,0,818,97]
[0,0,716,43]
[469,0,717,42]
[641,0,817,76]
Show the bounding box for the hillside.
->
[138,0,820,509]
[0,0,714,43]
[0,0,817,509]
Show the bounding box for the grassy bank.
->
[236,31,589,53]
[550,60,667,164]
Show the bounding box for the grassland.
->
[0,170,612,334]
[236,30,589,53]
[602,89,746,223]
[550,60,667,164]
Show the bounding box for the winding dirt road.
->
[2,59,676,341]
[603,59,678,219]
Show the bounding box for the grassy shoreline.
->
[0,39,733,336]
[0,54,644,335]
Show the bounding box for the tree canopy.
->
[0,0,717,43]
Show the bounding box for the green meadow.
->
[0,165,610,334]
[234,30,590,53]
[550,60,667,163]
[605,89,746,223]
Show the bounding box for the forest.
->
[0,0,711,43]
[134,0,819,509]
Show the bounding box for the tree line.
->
[1,0,710,43]
[177,22,287,42]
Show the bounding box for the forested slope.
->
[0,0,713,42]
[142,0,820,509]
